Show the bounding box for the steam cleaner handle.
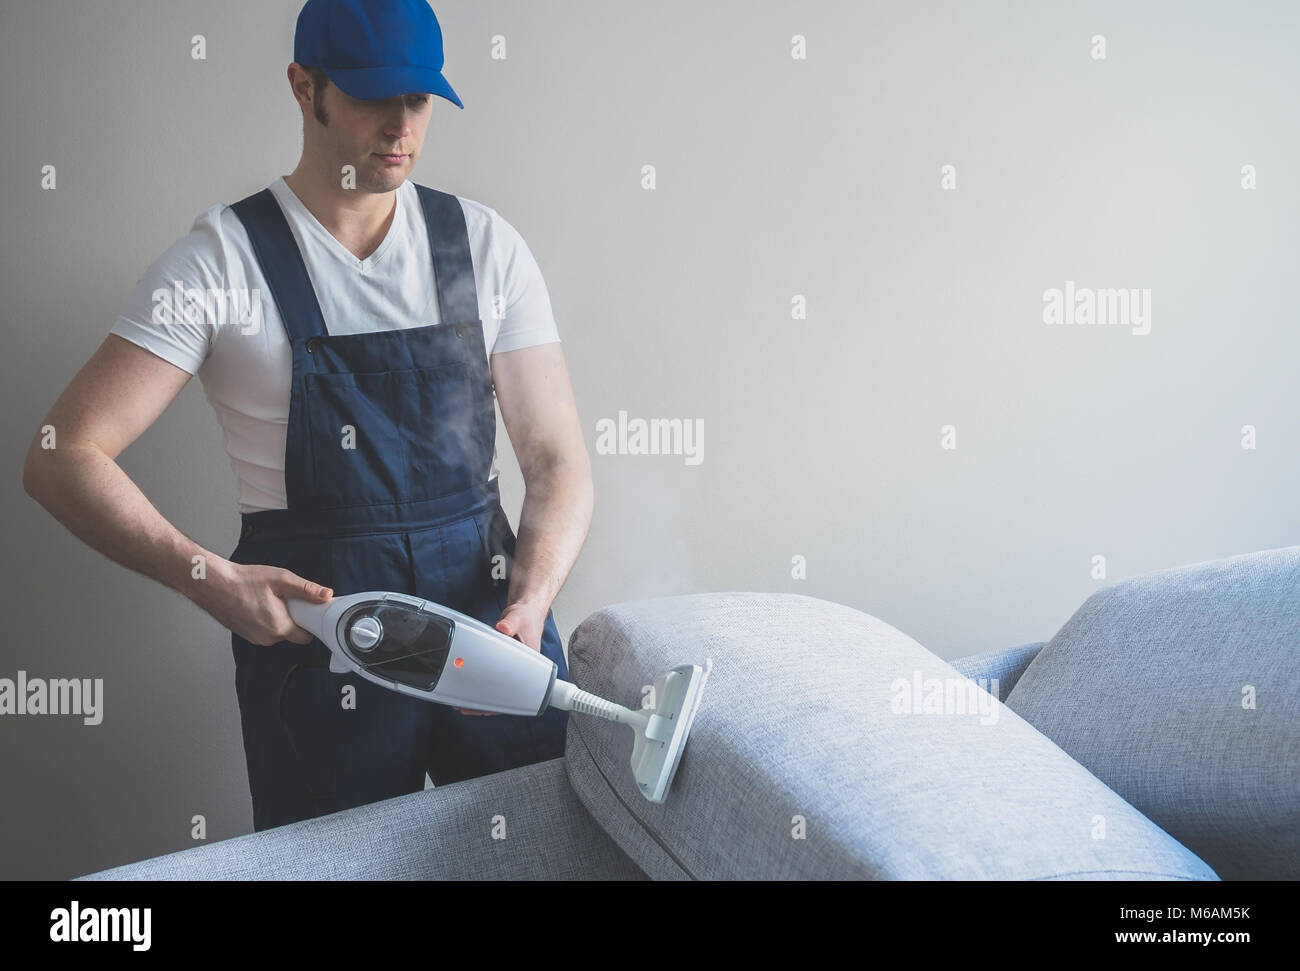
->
[285,597,331,640]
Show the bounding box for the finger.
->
[275,572,333,602]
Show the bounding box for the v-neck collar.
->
[271,176,406,273]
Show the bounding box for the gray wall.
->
[2,0,1296,879]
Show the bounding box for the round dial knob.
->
[347,615,384,652]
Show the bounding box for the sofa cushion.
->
[1005,545,1300,880]
[563,592,1218,880]
[77,757,645,880]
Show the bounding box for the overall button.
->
[306,338,320,353]
[454,325,465,339]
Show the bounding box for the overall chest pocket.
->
[303,363,494,508]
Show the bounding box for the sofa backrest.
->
[1005,545,1300,879]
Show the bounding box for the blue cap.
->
[294,0,464,108]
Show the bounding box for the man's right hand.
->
[191,560,333,646]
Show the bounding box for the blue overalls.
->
[226,184,569,832]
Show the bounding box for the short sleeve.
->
[489,211,561,354]
[109,206,228,375]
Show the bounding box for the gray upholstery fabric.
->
[563,592,1218,880]
[948,642,1047,701]
[77,757,645,880]
[1005,545,1300,880]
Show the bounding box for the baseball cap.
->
[294,0,464,108]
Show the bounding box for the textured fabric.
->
[563,592,1218,880]
[1005,545,1300,880]
[76,759,644,881]
[948,642,1047,701]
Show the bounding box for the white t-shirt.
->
[110,177,560,513]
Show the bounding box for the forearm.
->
[507,457,594,610]
[23,443,223,603]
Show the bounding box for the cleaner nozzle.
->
[551,659,712,804]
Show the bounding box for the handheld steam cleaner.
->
[287,591,711,803]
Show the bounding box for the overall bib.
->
[226,184,569,832]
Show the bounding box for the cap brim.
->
[322,65,463,108]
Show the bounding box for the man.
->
[21,0,593,832]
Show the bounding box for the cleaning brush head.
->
[631,660,713,803]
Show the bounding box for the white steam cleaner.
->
[287,591,711,803]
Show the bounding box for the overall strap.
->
[229,188,328,342]
[413,184,479,325]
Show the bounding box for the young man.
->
[22,0,593,831]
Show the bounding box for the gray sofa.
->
[79,545,1299,880]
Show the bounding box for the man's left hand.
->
[493,599,546,652]
[456,599,548,716]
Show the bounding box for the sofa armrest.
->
[562,592,1216,880]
